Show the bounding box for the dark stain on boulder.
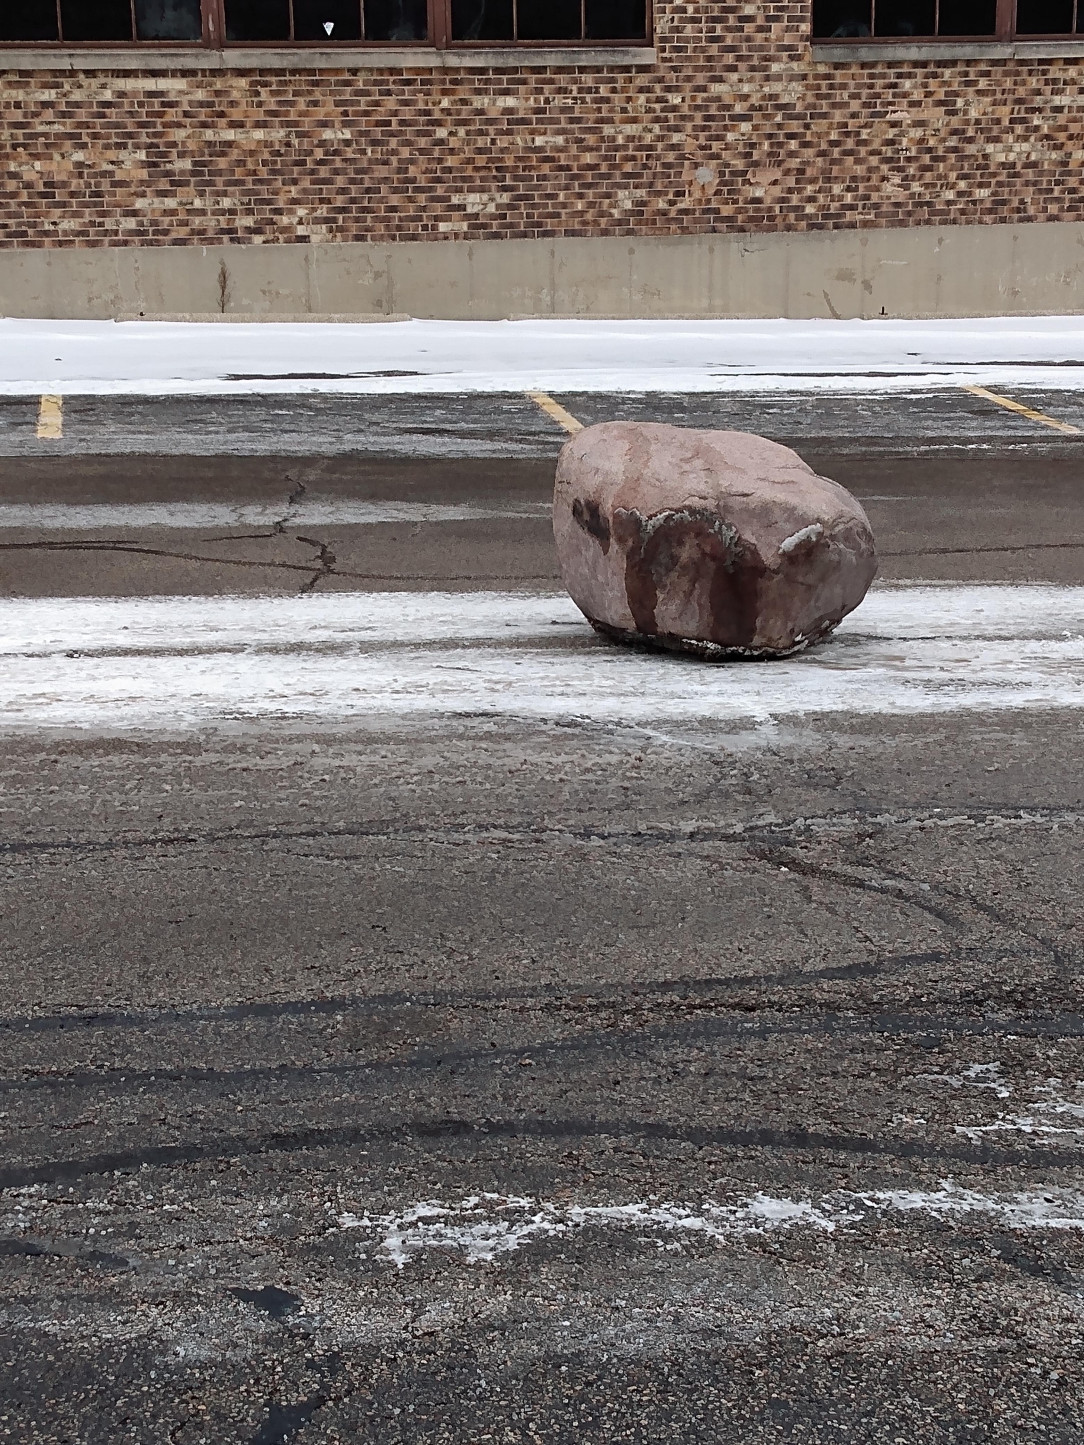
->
[572,497,611,553]
[707,534,768,649]
[612,506,765,645]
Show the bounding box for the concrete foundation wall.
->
[3,222,1084,320]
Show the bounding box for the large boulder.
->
[553,422,877,659]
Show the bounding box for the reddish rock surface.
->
[553,422,878,659]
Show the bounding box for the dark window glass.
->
[61,0,133,38]
[875,0,936,33]
[1015,0,1076,29]
[936,0,996,30]
[451,0,513,36]
[0,0,60,39]
[517,0,580,35]
[294,0,361,37]
[811,0,872,36]
[364,0,426,37]
[585,0,644,38]
[224,0,291,39]
[135,0,202,37]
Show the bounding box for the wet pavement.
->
[0,384,1083,1441]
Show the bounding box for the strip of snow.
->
[852,1186,1084,1229]
[0,589,584,656]
[5,316,1084,396]
[0,500,549,532]
[3,585,1081,656]
[3,637,1081,732]
[919,1061,1013,1099]
[0,586,1081,732]
[337,1194,845,1268]
[961,1086,1084,1144]
[337,1184,1084,1267]
[920,1061,1084,1143]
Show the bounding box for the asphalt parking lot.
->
[0,387,1082,596]
[0,380,1082,1442]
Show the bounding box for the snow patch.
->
[958,1079,1084,1144]
[855,1184,1084,1230]
[0,585,1081,733]
[919,1061,1013,1099]
[920,1060,1084,1143]
[338,1192,840,1267]
[338,1184,1084,1268]
[7,315,1084,396]
[779,523,824,554]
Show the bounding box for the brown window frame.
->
[812,0,1082,41]
[0,0,653,47]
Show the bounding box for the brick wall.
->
[3,2,1084,248]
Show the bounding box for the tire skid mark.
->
[4,1114,1084,1191]
[0,947,955,1037]
[1,804,1079,861]
[740,845,969,935]
[3,1003,1083,1102]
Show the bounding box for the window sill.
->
[813,37,1084,60]
[0,43,655,69]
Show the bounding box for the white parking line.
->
[1,585,1081,732]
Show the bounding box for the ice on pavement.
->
[0,584,1081,732]
[4,315,1084,395]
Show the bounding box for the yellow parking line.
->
[527,391,583,435]
[36,394,63,440]
[962,384,1080,435]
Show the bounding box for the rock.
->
[553,422,877,659]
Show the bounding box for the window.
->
[812,0,1080,37]
[0,0,204,41]
[0,0,649,43]
[449,0,646,41]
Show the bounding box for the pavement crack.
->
[0,540,555,585]
[272,474,309,536]
[294,534,336,594]
[0,539,329,579]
